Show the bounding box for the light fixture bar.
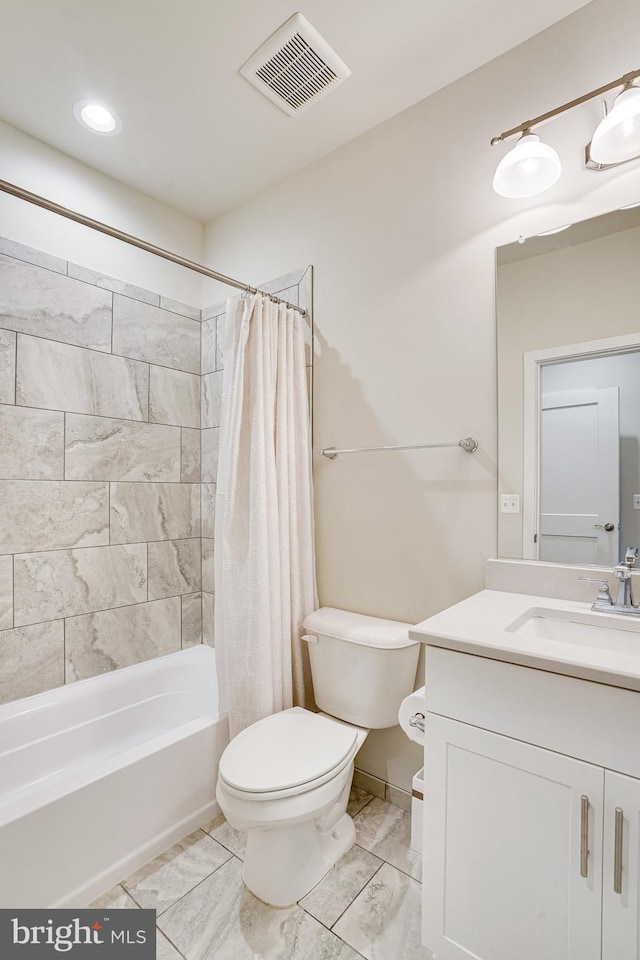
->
[490,68,640,145]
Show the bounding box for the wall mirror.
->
[497,204,640,566]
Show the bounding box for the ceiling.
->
[0,0,593,223]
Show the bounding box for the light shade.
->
[493,133,561,198]
[590,85,640,165]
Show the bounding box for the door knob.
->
[594,523,615,532]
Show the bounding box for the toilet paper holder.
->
[409,712,425,733]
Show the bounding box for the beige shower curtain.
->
[214,294,317,738]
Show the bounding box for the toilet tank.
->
[302,607,420,729]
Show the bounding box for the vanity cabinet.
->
[421,647,640,960]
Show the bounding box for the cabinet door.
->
[603,770,640,959]
[423,715,604,960]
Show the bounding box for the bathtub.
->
[0,645,228,908]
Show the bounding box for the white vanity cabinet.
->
[420,646,640,960]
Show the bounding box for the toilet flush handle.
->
[302,634,319,643]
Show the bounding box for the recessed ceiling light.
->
[73,100,122,135]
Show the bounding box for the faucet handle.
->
[579,577,613,605]
[625,547,639,568]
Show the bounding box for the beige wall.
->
[0,120,203,304]
[202,0,640,789]
[498,225,640,558]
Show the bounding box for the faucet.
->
[580,547,640,616]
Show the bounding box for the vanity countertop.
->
[410,588,640,692]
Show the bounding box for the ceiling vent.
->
[240,13,351,117]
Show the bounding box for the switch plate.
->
[501,494,520,514]
[634,495,640,510]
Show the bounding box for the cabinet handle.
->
[580,795,589,878]
[614,807,624,895]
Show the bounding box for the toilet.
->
[215,606,420,907]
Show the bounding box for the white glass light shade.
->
[493,133,561,198]
[590,86,640,164]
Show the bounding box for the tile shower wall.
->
[199,266,313,646]
[0,237,202,705]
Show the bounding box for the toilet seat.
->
[218,707,359,801]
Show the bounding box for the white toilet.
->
[215,606,420,907]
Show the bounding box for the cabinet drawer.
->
[425,646,640,779]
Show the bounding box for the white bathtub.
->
[0,645,228,908]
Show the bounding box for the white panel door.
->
[422,715,603,960]
[539,387,619,565]
[603,770,640,960]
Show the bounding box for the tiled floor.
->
[88,787,433,960]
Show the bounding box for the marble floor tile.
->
[300,843,383,929]
[352,770,385,801]
[88,884,140,910]
[157,856,362,960]
[201,813,247,859]
[347,787,374,818]
[157,931,185,960]
[122,828,232,915]
[333,862,432,960]
[354,798,422,881]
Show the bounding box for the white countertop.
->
[410,589,640,692]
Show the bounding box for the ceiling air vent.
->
[240,13,351,117]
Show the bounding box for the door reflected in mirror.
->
[497,205,640,566]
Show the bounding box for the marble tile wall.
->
[0,242,313,705]
[0,238,203,705]
[199,265,313,647]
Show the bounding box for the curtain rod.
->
[0,178,307,317]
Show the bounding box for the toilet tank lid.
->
[303,607,418,649]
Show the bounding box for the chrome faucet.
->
[580,547,640,616]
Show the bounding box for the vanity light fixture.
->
[73,100,122,135]
[491,67,640,198]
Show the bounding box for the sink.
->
[506,606,640,655]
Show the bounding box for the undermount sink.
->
[506,607,640,655]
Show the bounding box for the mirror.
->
[497,204,640,565]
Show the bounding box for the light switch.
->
[634,495,640,510]
[500,494,520,514]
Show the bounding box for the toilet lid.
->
[219,708,358,794]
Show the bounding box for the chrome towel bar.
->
[321,437,478,459]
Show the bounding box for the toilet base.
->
[242,808,356,907]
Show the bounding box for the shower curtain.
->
[214,294,317,738]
